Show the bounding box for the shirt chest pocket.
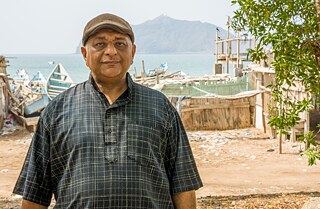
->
[127,124,165,168]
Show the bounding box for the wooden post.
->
[141,60,146,77]
[213,28,219,75]
[0,56,8,74]
[279,101,283,154]
[222,42,224,54]
[279,131,283,154]
[226,16,231,74]
[133,67,137,77]
[215,29,219,64]
[215,30,222,75]
[0,81,3,130]
[21,103,25,117]
[261,73,266,133]
[3,83,8,115]
[156,73,159,84]
[237,32,240,70]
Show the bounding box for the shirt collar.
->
[88,73,134,105]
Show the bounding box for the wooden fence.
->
[168,96,256,131]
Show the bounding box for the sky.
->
[0,0,236,54]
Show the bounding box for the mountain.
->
[76,15,228,54]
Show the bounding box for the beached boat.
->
[12,82,49,117]
[29,71,47,91]
[46,63,75,100]
[13,71,49,117]
[23,90,50,117]
[146,63,168,77]
[11,68,30,87]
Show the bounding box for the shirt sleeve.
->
[13,114,52,206]
[164,104,203,194]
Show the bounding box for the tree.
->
[315,0,320,30]
[231,0,320,165]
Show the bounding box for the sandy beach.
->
[0,127,320,208]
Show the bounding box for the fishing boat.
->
[46,63,75,100]
[23,89,50,117]
[11,68,30,87]
[12,71,49,117]
[29,71,47,91]
[12,82,49,118]
[146,63,168,77]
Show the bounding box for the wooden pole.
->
[222,42,224,54]
[133,67,137,77]
[237,31,240,69]
[279,131,283,154]
[0,56,8,74]
[226,16,231,74]
[261,73,266,133]
[156,73,159,84]
[215,29,219,64]
[279,101,283,154]
[0,81,3,130]
[141,60,146,77]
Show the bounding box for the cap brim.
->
[83,23,133,45]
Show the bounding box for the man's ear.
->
[131,44,136,60]
[81,46,87,62]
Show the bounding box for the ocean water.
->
[5,54,233,84]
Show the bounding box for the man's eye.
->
[115,42,126,47]
[94,42,104,47]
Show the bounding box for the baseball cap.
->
[82,13,135,46]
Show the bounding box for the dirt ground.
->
[0,126,320,208]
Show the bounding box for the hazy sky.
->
[0,0,236,54]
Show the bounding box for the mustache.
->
[100,59,121,63]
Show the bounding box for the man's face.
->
[81,29,136,84]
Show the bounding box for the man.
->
[13,13,202,209]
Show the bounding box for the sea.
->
[5,54,235,83]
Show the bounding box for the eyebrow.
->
[92,36,127,41]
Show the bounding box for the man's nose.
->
[104,44,117,56]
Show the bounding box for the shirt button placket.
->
[107,128,112,134]
[105,109,117,163]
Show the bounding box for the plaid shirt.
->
[13,74,202,208]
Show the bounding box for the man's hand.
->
[172,190,197,209]
[21,199,47,209]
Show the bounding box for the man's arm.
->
[21,199,47,209]
[172,190,197,209]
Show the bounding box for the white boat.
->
[11,68,30,87]
[48,61,55,65]
[29,71,47,91]
[10,71,49,117]
[146,63,168,77]
[46,64,75,100]
[22,71,49,117]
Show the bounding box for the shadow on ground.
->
[197,191,320,209]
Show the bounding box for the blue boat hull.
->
[23,93,50,117]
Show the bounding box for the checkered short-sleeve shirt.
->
[13,74,203,208]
